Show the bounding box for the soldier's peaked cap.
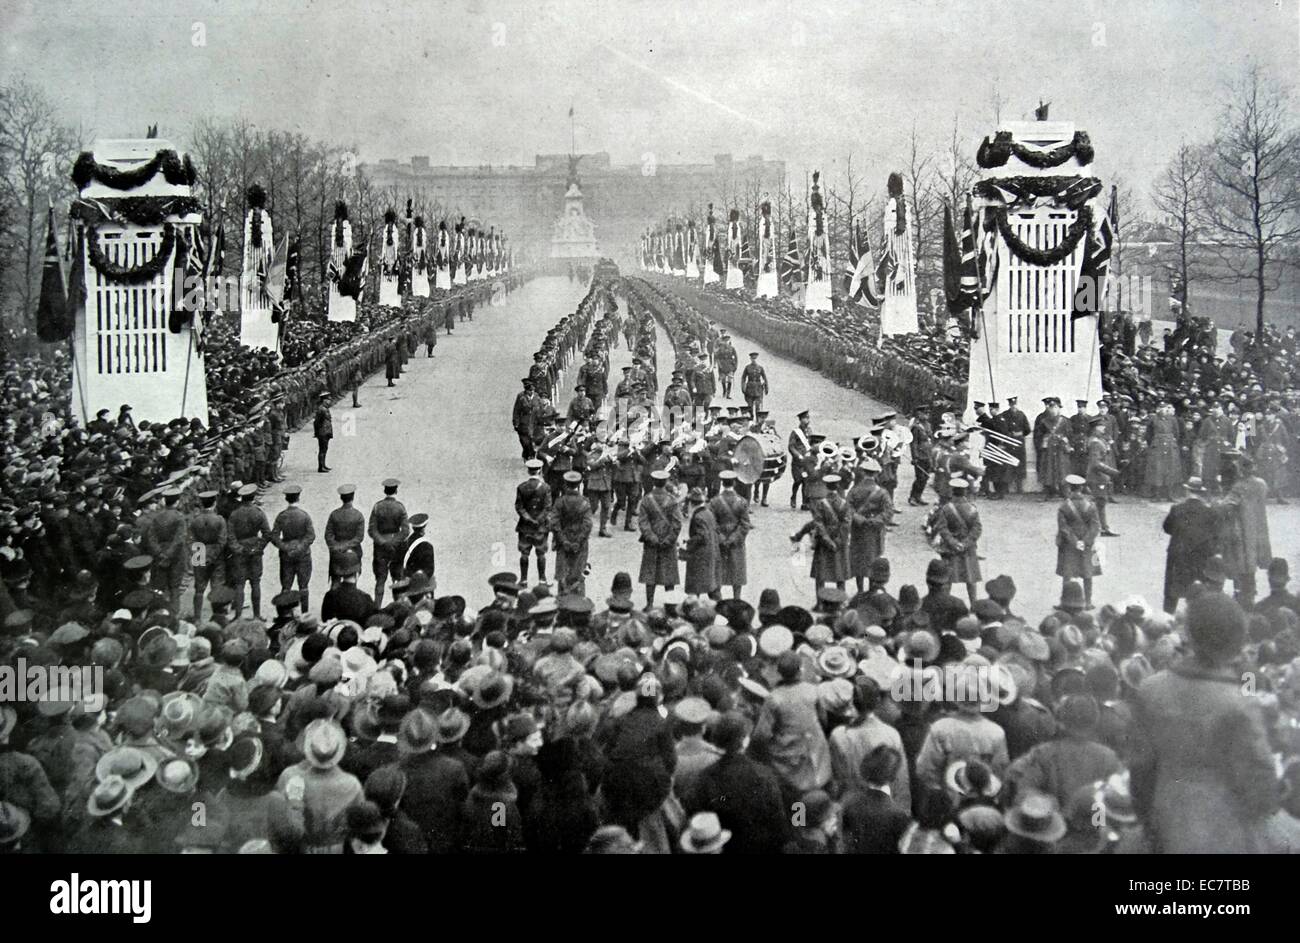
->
[382,479,400,490]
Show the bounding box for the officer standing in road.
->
[188,489,227,623]
[740,352,769,420]
[228,483,272,618]
[325,484,366,587]
[513,379,538,460]
[271,484,316,614]
[368,478,410,604]
[550,470,593,595]
[516,458,552,584]
[314,392,333,473]
[715,333,738,399]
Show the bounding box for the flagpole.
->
[970,192,997,404]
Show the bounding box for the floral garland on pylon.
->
[70,195,202,228]
[85,222,177,284]
[72,149,197,191]
[973,175,1102,211]
[993,205,1093,267]
[976,130,1095,169]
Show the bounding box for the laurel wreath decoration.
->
[70,196,202,228]
[993,205,1093,266]
[976,130,1095,169]
[72,149,197,191]
[973,175,1102,211]
[85,222,176,283]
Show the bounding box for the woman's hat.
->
[86,776,135,818]
[95,746,158,790]
[679,812,731,853]
[945,759,1002,800]
[758,625,793,658]
[1004,792,1067,843]
[155,756,199,795]
[816,646,856,679]
[471,670,515,710]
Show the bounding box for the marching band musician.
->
[751,410,778,508]
[791,472,849,598]
[611,438,644,532]
[847,457,893,595]
[788,409,814,510]
[585,437,616,538]
[874,413,908,502]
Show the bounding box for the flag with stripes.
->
[1071,187,1114,320]
[36,204,71,342]
[844,223,881,306]
[780,233,802,286]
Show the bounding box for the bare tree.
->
[1197,64,1300,336]
[1151,142,1207,314]
[0,76,80,331]
[903,122,938,294]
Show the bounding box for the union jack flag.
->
[844,223,881,307]
[779,233,802,287]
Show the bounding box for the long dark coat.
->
[683,503,720,595]
[935,497,982,584]
[708,490,750,587]
[1161,496,1218,609]
[793,497,846,583]
[847,480,891,578]
[1056,494,1101,579]
[637,488,682,586]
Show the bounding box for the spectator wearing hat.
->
[914,664,1009,795]
[1161,476,1218,613]
[1131,593,1287,853]
[203,639,251,714]
[784,789,841,854]
[525,738,600,854]
[392,707,469,853]
[671,697,722,800]
[498,713,543,813]
[996,791,1066,854]
[1004,694,1122,810]
[0,706,60,851]
[753,651,832,802]
[275,719,363,854]
[599,672,677,839]
[829,678,911,809]
[214,734,290,853]
[460,750,525,854]
[684,711,789,854]
[1255,558,1300,617]
[840,744,913,854]
[76,776,144,855]
[363,766,427,854]
[920,558,969,637]
[342,694,409,785]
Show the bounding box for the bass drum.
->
[733,431,788,485]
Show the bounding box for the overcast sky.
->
[4,0,1298,202]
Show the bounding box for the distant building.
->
[358,152,786,267]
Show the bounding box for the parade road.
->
[275,275,1300,618]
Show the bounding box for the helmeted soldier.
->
[271,483,315,614]
[227,483,272,618]
[187,490,227,622]
[368,478,410,604]
[325,483,365,585]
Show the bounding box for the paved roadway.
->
[271,274,1300,620]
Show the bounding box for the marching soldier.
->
[141,487,188,617]
[708,470,750,600]
[614,365,637,401]
[187,489,227,622]
[325,483,365,586]
[683,487,721,600]
[550,471,593,595]
[691,352,716,413]
[1085,416,1121,537]
[402,513,436,580]
[637,469,682,606]
[576,352,608,404]
[715,333,738,399]
[567,384,595,427]
[847,458,892,595]
[740,352,768,420]
[271,484,315,614]
[313,392,333,473]
[908,407,933,506]
[585,439,615,538]
[516,458,551,583]
[368,478,410,604]
[788,409,814,510]
[227,483,272,619]
[513,379,538,460]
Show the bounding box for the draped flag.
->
[779,233,802,287]
[1071,185,1115,320]
[967,424,1021,467]
[844,223,882,307]
[36,205,72,342]
[711,234,725,277]
[266,233,290,321]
